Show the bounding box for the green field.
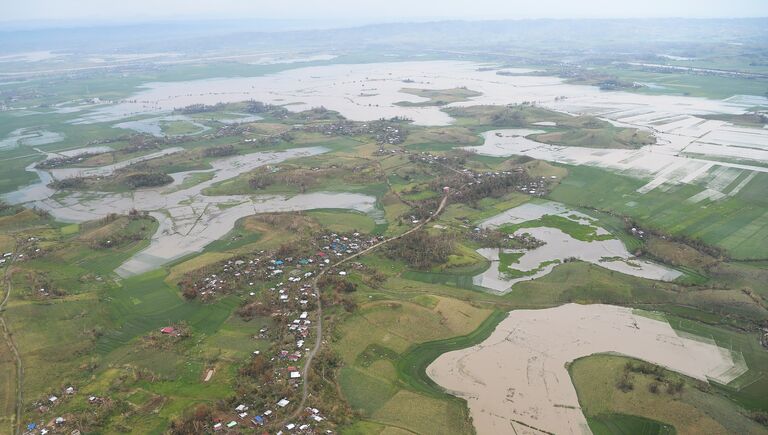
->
[570,354,768,434]
[499,213,615,242]
[549,165,768,260]
[588,414,676,435]
[1,50,768,434]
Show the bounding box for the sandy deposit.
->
[428,303,747,435]
[3,146,377,276]
[474,202,680,293]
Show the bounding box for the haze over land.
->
[0,5,767,435]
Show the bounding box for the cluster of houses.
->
[514,175,556,196]
[298,119,407,145]
[411,151,555,197]
[179,231,383,432]
[24,386,98,435]
[183,232,383,300]
[2,237,45,266]
[212,403,328,434]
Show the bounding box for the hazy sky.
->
[5,0,768,24]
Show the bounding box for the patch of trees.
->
[0,201,22,215]
[598,78,641,91]
[169,404,213,434]
[239,354,271,378]
[175,103,226,114]
[251,131,295,147]
[36,152,105,169]
[91,226,149,250]
[122,133,190,153]
[318,275,357,293]
[123,172,173,189]
[750,411,768,427]
[245,100,288,117]
[468,228,543,250]
[386,229,455,269]
[319,275,359,312]
[624,218,726,259]
[236,301,273,320]
[618,361,685,396]
[51,177,86,189]
[299,118,408,144]
[248,164,374,193]
[202,144,236,158]
[432,171,535,207]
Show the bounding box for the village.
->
[21,229,384,434]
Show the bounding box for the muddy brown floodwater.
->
[3,146,378,276]
[428,304,747,435]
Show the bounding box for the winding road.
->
[280,191,450,425]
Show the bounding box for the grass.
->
[306,209,378,234]
[394,87,482,107]
[570,354,766,434]
[159,120,205,136]
[334,294,494,434]
[503,259,561,279]
[663,314,768,412]
[595,66,768,100]
[95,270,237,355]
[587,414,676,435]
[339,367,398,416]
[499,214,615,242]
[395,310,507,398]
[549,165,768,260]
[531,125,655,149]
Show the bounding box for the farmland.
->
[0,26,767,435]
[549,165,768,260]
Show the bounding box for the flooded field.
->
[465,128,768,203]
[45,59,766,200]
[0,128,64,150]
[428,303,747,435]
[474,201,681,293]
[114,114,210,137]
[59,60,758,127]
[3,146,377,276]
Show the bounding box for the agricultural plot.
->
[571,354,766,435]
[1,52,767,435]
[550,165,768,260]
[334,296,493,434]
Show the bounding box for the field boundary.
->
[395,309,507,399]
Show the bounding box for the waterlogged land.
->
[428,304,747,435]
[3,145,378,276]
[0,54,766,435]
[473,201,681,293]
